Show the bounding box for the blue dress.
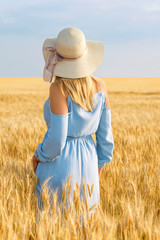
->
[34,81,114,218]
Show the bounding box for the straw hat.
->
[42,27,104,82]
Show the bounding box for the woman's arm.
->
[33,82,70,163]
[96,79,114,169]
[49,81,69,115]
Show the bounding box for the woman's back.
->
[44,77,108,138]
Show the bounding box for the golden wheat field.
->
[0,77,160,240]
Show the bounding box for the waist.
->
[67,135,92,140]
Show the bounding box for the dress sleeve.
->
[34,105,70,163]
[95,94,114,168]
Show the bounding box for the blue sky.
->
[0,0,160,77]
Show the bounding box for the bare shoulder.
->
[49,82,69,115]
[95,77,110,108]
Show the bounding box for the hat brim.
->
[42,37,104,78]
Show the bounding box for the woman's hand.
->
[98,167,103,183]
[32,154,40,173]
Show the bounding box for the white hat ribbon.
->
[43,47,63,83]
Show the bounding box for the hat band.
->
[57,47,87,61]
[43,47,87,83]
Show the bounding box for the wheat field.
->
[0,77,160,240]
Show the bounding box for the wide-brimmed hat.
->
[42,27,104,82]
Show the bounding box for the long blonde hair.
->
[53,75,104,112]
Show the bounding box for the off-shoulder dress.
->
[34,80,114,220]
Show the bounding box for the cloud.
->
[2,18,15,24]
[143,4,160,12]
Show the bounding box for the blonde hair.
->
[53,75,104,112]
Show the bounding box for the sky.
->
[0,0,160,77]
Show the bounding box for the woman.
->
[32,27,114,220]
